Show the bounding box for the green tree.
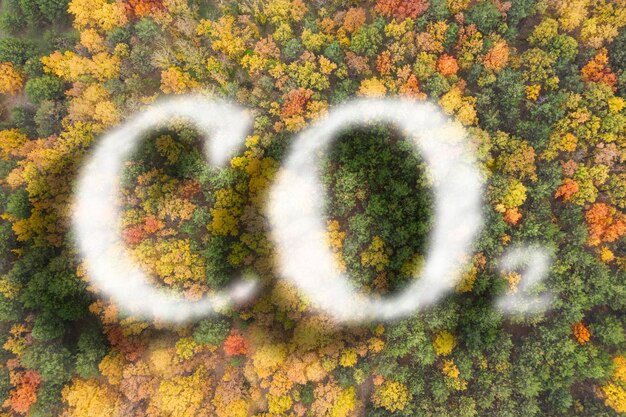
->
[193,318,230,345]
[25,75,64,104]
[75,321,107,378]
[350,20,383,58]
[466,1,502,33]
[0,38,37,65]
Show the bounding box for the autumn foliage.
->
[0,63,23,95]
[581,50,617,91]
[223,332,249,356]
[436,54,459,76]
[372,380,411,412]
[374,0,429,20]
[585,203,626,246]
[555,178,580,201]
[433,331,456,356]
[572,321,591,344]
[0,0,626,415]
[5,371,41,414]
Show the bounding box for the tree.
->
[611,356,626,382]
[1,1,626,415]
[67,0,127,31]
[0,62,23,95]
[127,0,164,18]
[24,75,64,104]
[280,87,314,130]
[223,332,248,356]
[601,383,626,414]
[135,17,162,41]
[581,50,617,91]
[520,48,559,90]
[361,236,391,272]
[20,256,90,321]
[572,321,590,344]
[147,368,208,417]
[193,318,230,345]
[371,380,411,412]
[350,22,383,58]
[31,312,64,341]
[375,0,429,20]
[342,8,366,33]
[442,358,461,379]
[2,0,69,27]
[0,38,36,65]
[0,129,27,160]
[551,0,588,31]
[555,178,580,201]
[62,378,121,417]
[6,370,41,414]
[433,330,456,356]
[439,85,477,125]
[98,351,125,386]
[263,0,306,25]
[75,322,107,378]
[34,100,66,137]
[198,15,254,60]
[358,78,387,96]
[436,54,459,76]
[131,238,206,288]
[252,343,287,380]
[22,343,72,384]
[330,387,357,417]
[465,1,502,33]
[209,188,244,236]
[6,189,31,219]
[484,40,509,72]
[585,202,626,246]
[160,67,199,94]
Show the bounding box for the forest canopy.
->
[0,0,625,416]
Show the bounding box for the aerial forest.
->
[0,0,626,415]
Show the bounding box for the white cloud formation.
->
[73,96,259,323]
[495,245,553,315]
[73,95,550,324]
[268,98,484,323]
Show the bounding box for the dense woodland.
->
[0,0,626,415]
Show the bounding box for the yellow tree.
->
[68,0,128,31]
[0,130,27,160]
[147,368,211,417]
[371,380,411,412]
[252,343,287,380]
[62,378,121,417]
[433,330,456,356]
[160,67,199,94]
[361,236,391,272]
[600,355,626,413]
[439,85,478,126]
[358,78,387,97]
[325,220,347,273]
[311,381,357,417]
[0,63,23,95]
[197,16,257,60]
[209,188,245,236]
[68,84,120,127]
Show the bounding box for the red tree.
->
[585,202,626,246]
[375,0,429,20]
[223,332,249,356]
[7,370,41,414]
[554,178,579,201]
[436,54,459,76]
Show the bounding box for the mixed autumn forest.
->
[1,0,626,415]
